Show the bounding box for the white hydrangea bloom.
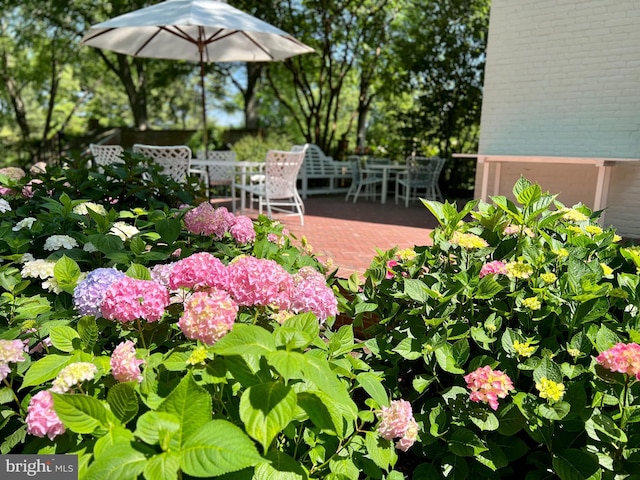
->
[51,362,97,393]
[109,222,140,241]
[73,202,107,216]
[44,235,78,251]
[42,278,63,294]
[12,217,36,232]
[0,199,11,213]
[21,260,55,279]
[20,253,35,263]
[83,242,98,253]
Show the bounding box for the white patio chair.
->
[89,144,124,170]
[235,148,307,225]
[395,156,446,207]
[195,150,237,198]
[345,156,383,203]
[132,144,197,184]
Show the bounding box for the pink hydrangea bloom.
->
[0,364,11,381]
[377,399,419,452]
[596,343,640,379]
[150,263,176,288]
[0,339,26,364]
[290,267,337,323]
[479,260,508,278]
[111,340,144,383]
[178,289,238,345]
[184,202,218,236]
[227,256,294,310]
[229,215,256,244]
[464,365,514,411]
[101,277,169,323]
[26,390,65,440]
[168,252,228,291]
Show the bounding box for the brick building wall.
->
[475,0,640,236]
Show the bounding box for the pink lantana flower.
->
[178,289,238,345]
[111,341,145,383]
[26,390,65,440]
[101,277,169,323]
[377,399,419,452]
[464,365,514,411]
[386,260,399,279]
[479,260,508,278]
[596,343,640,379]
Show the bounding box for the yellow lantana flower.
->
[187,346,209,365]
[540,272,557,284]
[513,340,536,358]
[451,231,489,249]
[536,377,565,402]
[522,297,542,311]
[505,261,534,279]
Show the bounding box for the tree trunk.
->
[116,55,148,130]
[244,63,263,130]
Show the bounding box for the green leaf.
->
[240,382,297,453]
[144,452,181,480]
[327,324,354,357]
[435,344,465,374]
[157,372,212,448]
[52,393,110,434]
[297,391,343,437]
[107,383,139,425]
[533,357,563,384]
[429,404,448,437]
[254,450,308,480]
[515,182,542,207]
[356,372,389,407]
[538,402,570,421]
[212,324,276,356]
[593,325,619,353]
[134,411,181,447]
[475,276,504,299]
[89,233,124,254]
[266,350,305,380]
[53,255,81,293]
[163,351,190,372]
[364,431,396,470]
[125,263,151,280]
[156,218,182,245]
[585,412,628,443]
[84,443,146,480]
[403,278,430,303]
[93,426,135,459]
[552,449,600,480]
[21,354,72,388]
[274,328,313,351]
[512,176,534,200]
[180,420,263,477]
[447,428,488,457]
[468,409,499,431]
[49,326,81,353]
[282,312,319,339]
[497,403,526,436]
[77,316,98,350]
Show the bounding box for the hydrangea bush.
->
[0,159,411,479]
[340,177,640,478]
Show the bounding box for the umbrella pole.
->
[198,29,208,152]
[200,60,208,152]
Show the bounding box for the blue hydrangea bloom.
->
[73,268,126,317]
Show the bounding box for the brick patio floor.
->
[217,194,440,279]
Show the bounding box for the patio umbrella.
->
[80,0,314,148]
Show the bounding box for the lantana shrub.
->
[0,158,410,479]
[340,176,640,478]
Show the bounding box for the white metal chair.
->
[89,144,124,170]
[194,150,236,198]
[132,144,196,184]
[345,156,383,203]
[395,156,446,207]
[235,148,307,225]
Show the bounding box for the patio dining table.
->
[364,163,409,204]
[190,159,263,212]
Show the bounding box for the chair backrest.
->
[264,149,307,199]
[196,150,236,184]
[365,157,391,166]
[90,144,124,168]
[132,144,192,183]
[406,156,446,184]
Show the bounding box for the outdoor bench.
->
[293,144,352,199]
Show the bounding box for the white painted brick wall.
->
[475,0,640,237]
